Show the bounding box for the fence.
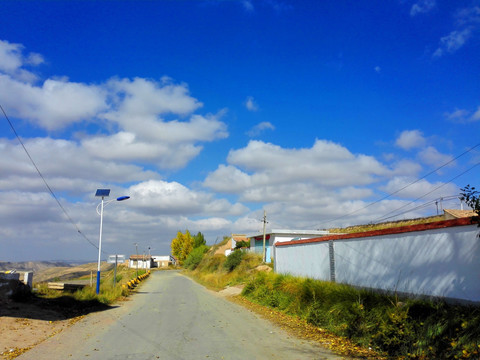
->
[274,218,480,303]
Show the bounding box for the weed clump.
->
[223,250,244,272]
[183,245,209,270]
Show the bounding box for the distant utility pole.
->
[262,210,267,263]
[134,242,139,277]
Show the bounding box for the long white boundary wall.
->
[274,219,480,303]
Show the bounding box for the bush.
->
[183,245,209,270]
[235,240,250,249]
[223,249,244,272]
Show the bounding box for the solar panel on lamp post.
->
[95,189,130,295]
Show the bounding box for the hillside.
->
[0,261,114,283]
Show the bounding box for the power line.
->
[316,142,480,228]
[1,103,99,251]
[374,162,480,223]
[372,195,459,223]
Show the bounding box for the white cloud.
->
[455,6,480,26]
[433,28,472,57]
[390,159,422,177]
[444,108,470,122]
[0,40,44,83]
[0,75,108,130]
[0,43,228,169]
[395,130,426,150]
[382,177,458,200]
[245,96,259,111]
[246,121,275,137]
[433,6,480,58]
[444,105,480,123]
[410,0,436,17]
[105,77,202,118]
[205,139,388,195]
[418,146,455,167]
[472,106,480,121]
[0,137,159,193]
[127,180,248,217]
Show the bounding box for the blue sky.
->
[0,0,479,261]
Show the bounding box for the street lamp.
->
[95,189,130,294]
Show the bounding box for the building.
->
[128,255,154,270]
[215,234,249,257]
[247,229,330,263]
[152,255,175,268]
[443,208,476,220]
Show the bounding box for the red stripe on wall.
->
[275,217,478,247]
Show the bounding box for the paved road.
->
[18,271,346,360]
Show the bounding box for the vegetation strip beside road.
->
[183,237,480,360]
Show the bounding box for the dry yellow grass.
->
[328,215,444,234]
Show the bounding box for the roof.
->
[232,234,248,242]
[444,209,477,219]
[129,255,153,260]
[152,255,172,261]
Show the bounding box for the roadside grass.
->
[185,248,480,359]
[34,265,149,305]
[185,250,263,290]
[242,271,480,359]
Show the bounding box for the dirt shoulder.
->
[0,295,112,360]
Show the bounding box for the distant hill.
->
[0,261,71,272]
[0,261,114,283]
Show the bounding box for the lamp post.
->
[95,189,130,294]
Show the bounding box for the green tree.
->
[235,240,250,249]
[171,230,194,263]
[461,185,480,216]
[461,185,480,226]
[193,232,206,248]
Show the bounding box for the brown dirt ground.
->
[0,299,83,359]
[0,293,113,360]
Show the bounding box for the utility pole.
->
[113,254,118,287]
[134,243,139,277]
[262,210,267,263]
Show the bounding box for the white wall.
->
[275,241,330,280]
[275,223,480,303]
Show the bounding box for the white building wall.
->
[275,223,480,303]
[275,241,330,280]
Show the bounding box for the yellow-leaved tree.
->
[171,230,194,263]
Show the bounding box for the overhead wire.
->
[372,195,459,223]
[374,162,480,222]
[1,103,100,251]
[315,142,480,228]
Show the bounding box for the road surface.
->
[18,271,346,360]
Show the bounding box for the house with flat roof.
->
[128,255,154,270]
[247,229,329,263]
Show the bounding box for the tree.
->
[460,185,480,226]
[460,185,480,214]
[193,232,206,248]
[171,230,194,263]
[235,240,250,249]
